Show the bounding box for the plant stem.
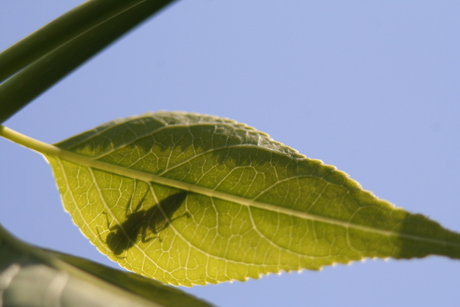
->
[0,125,58,157]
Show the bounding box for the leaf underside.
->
[45,111,460,286]
[0,224,211,307]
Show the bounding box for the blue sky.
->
[1,1,460,306]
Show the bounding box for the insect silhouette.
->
[101,191,188,255]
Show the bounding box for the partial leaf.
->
[0,0,177,123]
[2,112,460,286]
[0,223,212,307]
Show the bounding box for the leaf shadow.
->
[103,191,188,256]
[55,112,297,174]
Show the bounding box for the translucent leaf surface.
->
[0,224,211,307]
[3,112,460,286]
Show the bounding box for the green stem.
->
[0,0,178,124]
[0,125,57,156]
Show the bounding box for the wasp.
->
[101,191,188,255]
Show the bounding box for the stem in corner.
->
[0,0,177,124]
[0,125,60,157]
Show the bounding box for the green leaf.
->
[0,223,212,307]
[2,112,460,286]
[0,0,177,123]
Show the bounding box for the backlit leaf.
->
[39,111,460,285]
